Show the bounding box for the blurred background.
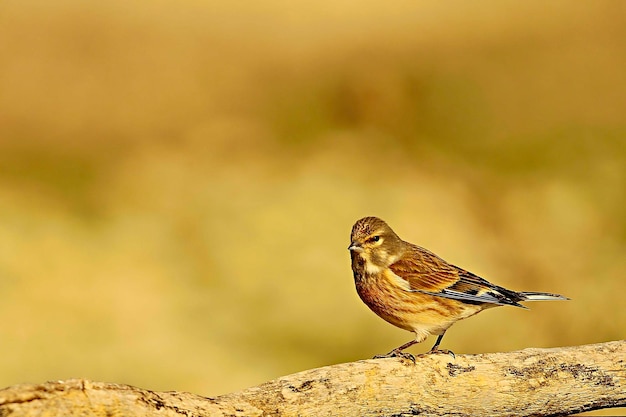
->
[0,0,624,414]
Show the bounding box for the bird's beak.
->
[348,243,363,252]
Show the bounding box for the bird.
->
[349,216,568,360]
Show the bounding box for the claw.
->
[428,348,456,359]
[373,350,416,363]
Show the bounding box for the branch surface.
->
[1,340,624,416]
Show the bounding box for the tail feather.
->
[519,291,569,301]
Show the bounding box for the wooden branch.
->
[1,341,624,416]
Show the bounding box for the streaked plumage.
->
[349,216,568,359]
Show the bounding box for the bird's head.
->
[349,217,404,270]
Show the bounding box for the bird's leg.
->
[426,332,455,359]
[373,339,419,362]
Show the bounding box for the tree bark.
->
[1,340,624,416]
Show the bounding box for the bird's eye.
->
[369,236,381,243]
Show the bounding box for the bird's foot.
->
[373,350,416,363]
[426,347,456,359]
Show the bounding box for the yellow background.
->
[0,1,624,415]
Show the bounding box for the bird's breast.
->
[353,268,480,334]
[353,269,421,332]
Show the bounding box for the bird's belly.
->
[355,275,480,335]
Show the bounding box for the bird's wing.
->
[389,245,525,307]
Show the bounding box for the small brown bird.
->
[349,216,567,359]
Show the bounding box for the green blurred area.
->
[0,1,624,412]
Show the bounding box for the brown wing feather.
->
[390,244,526,307]
[389,244,461,292]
